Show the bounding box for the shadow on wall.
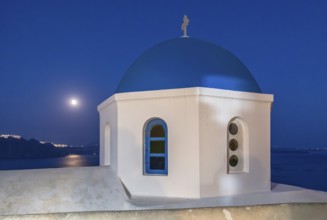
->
[200,98,268,197]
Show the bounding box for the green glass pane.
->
[150,141,165,153]
[150,125,165,137]
[229,155,239,167]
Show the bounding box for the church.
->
[97,18,274,198]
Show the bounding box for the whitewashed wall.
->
[116,90,200,198]
[98,87,273,198]
[199,89,272,197]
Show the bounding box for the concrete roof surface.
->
[0,166,326,216]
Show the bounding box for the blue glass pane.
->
[150,157,165,170]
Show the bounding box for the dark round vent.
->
[229,155,239,167]
[228,123,238,135]
[229,139,238,151]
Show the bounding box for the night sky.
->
[1,0,327,147]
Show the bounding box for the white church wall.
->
[114,88,201,198]
[98,87,273,198]
[198,88,273,197]
[248,100,272,192]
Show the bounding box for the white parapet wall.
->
[2,204,327,220]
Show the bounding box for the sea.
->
[0,154,99,170]
[271,148,327,192]
[0,148,326,192]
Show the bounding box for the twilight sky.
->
[1,0,327,146]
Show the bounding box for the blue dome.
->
[116,38,261,93]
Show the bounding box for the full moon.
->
[70,99,78,107]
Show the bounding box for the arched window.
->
[104,123,111,165]
[227,117,249,173]
[144,118,168,175]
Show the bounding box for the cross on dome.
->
[181,15,189,38]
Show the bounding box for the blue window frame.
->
[144,118,168,175]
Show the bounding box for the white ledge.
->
[97,87,273,111]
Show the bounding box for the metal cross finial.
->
[181,15,189,38]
